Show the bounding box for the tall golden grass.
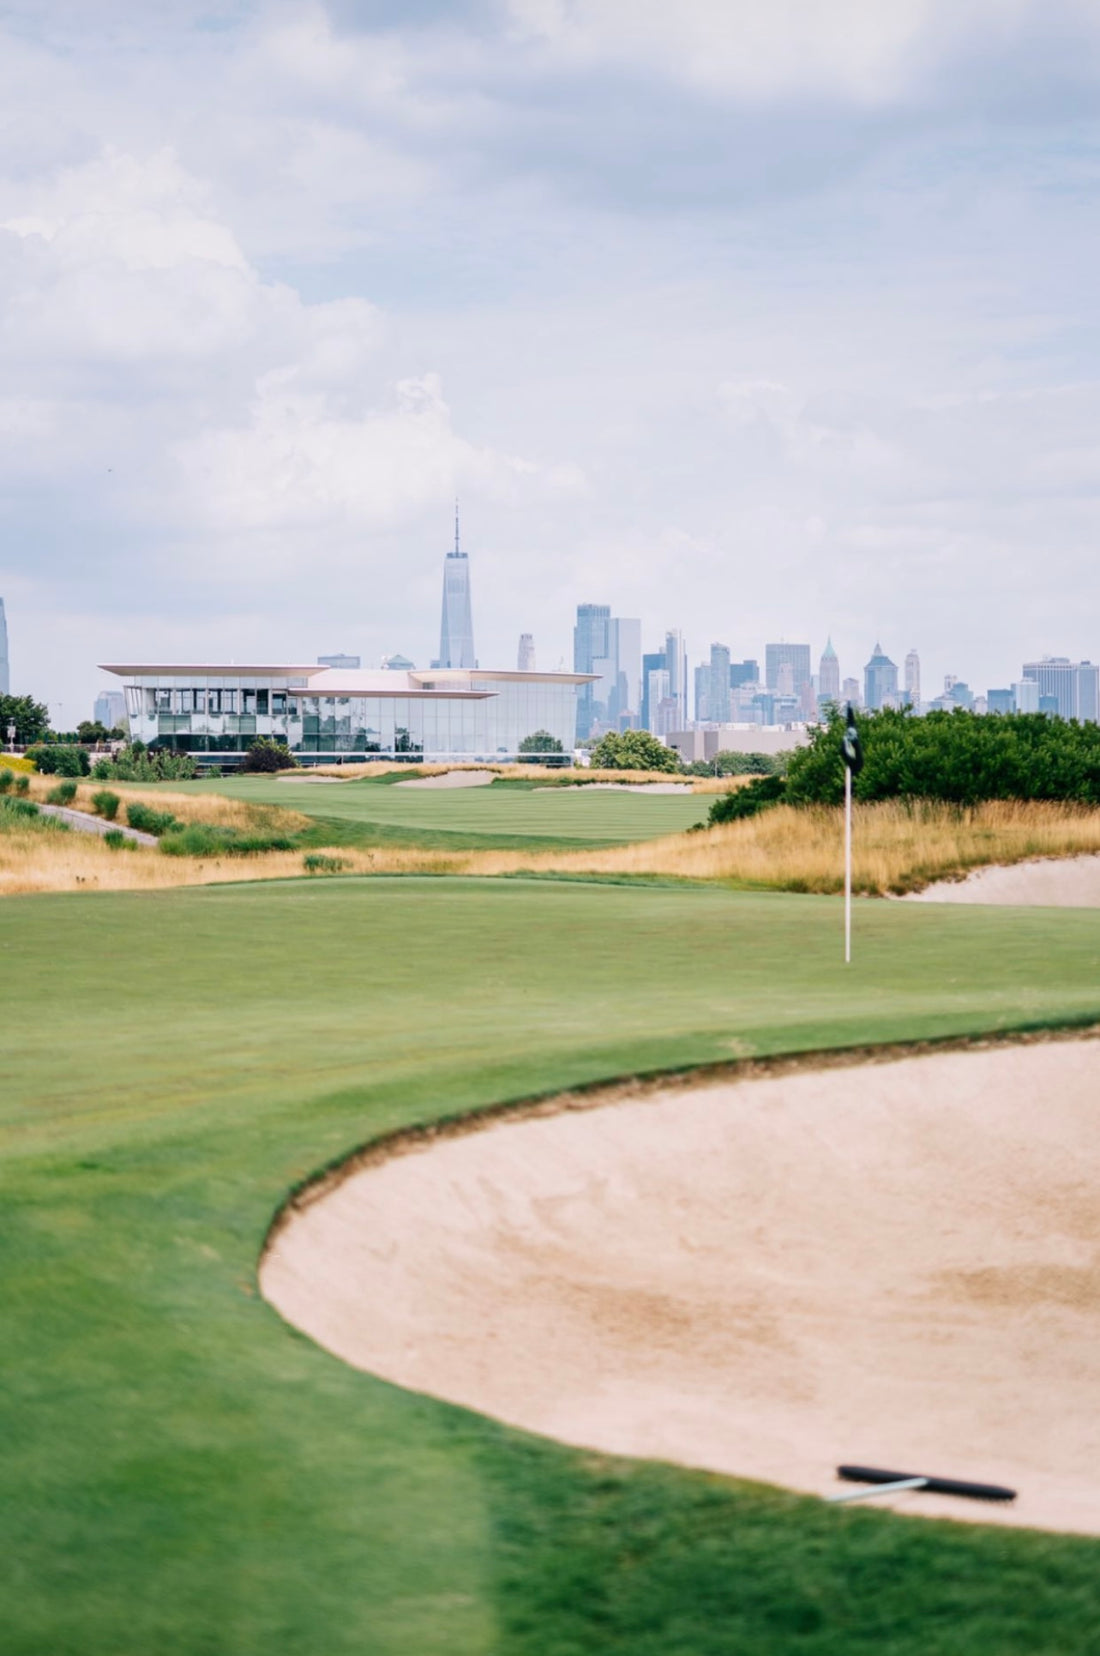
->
[4,796,1100,900]
[25,776,310,834]
[506,800,1100,894]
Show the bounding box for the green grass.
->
[176,774,707,848]
[3,878,1100,1654]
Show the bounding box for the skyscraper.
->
[708,643,731,723]
[904,648,920,709]
[818,638,840,705]
[694,662,711,723]
[517,633,535,672]
[574,603,611,738]
[864,642,898,710]
[0,597,8,696]
[664,629,688,727]
[1021,657,1100,722]
[765,643,812,696]
[604,618,642,727]
[437,505,476,669]
[641,650,664,730]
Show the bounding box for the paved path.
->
[38,804,157,846]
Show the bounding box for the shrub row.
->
[90,745,198,782]
[158,823,297,857]
[28,744,89,777]
[707,774,787,825]
[787,707,1100,807]
[0,770,31,796]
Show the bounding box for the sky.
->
[3,0,1100,722]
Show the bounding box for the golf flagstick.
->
[840,704,862,964]
[844,763,852,965]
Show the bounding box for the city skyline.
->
[6,554,1095,734]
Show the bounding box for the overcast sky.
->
[3,0,1100,720]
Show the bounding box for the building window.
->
[257,689,269,715]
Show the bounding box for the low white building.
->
[100,662,592,765]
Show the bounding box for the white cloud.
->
[504,0,1075,102]
[176,370,584,548]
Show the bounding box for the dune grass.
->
[3,876,1100,1654]
[5,793,1100,897]
[511,799,1100,894]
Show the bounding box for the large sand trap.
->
[262,1037,1100,1535]
[910,854,1100,906]
[395,770,496,789]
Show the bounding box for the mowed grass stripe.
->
[178,774,707,843]
[2,878,1099,1654]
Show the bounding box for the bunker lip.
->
[261,1020,1100,1253]
[260,1026,1100,1538]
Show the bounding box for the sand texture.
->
[395,770,496,789]
[262,1039,1100,1535]
[910,854,1100,906]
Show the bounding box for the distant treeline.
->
[709,708,1100,826]
[789,708,1100,806]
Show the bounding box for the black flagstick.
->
[841,704,863,963]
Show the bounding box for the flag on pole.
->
[841,704,863,775]
[841,705,860,965]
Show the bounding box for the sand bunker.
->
[262,1037,1100,1535]
[910,854,1100,907]
[395,770,496,789]
[566,782,691,794]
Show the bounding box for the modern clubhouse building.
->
[100,522,591,764]
[98,662,589,765]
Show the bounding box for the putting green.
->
[3,877,1100,1654]
[177,773,708,844]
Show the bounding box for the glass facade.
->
[115,669,582,761]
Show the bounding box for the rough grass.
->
[5,796,1100,897]
[510,799,1100,894]
[21,772,310,832]
[4,878,1100,1654]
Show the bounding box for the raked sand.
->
[909,853,1100,906]
[262,1038,1100,1536]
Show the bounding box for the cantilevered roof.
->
[99,664,325,678]
[410,668,597,685]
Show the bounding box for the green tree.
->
[0,693,50,747]
[707,774,787,824]
[687,750,784,778]
[786,706,1100,806]
[517,730,567,766]
[240,738,297,773]
[589,729,682,773]
[29,744,90,777]
[76,720,110,745]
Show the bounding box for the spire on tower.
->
[454,497,461,558]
